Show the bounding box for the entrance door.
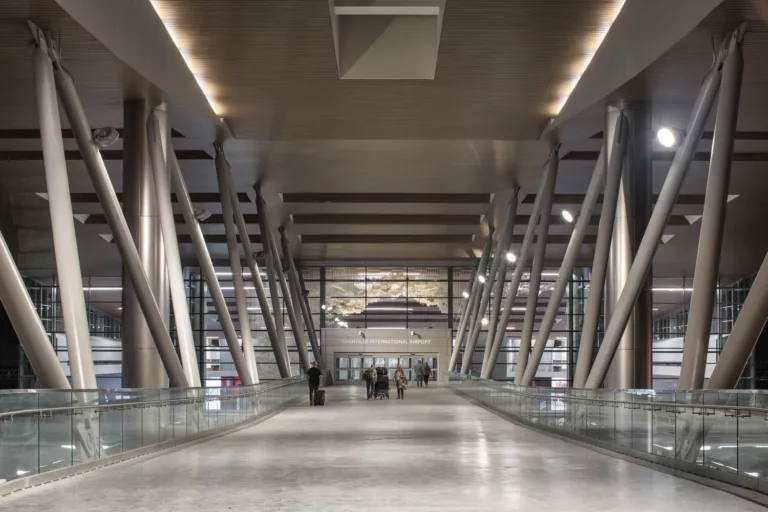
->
[335,355,373,382]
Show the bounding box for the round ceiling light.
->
[657,127,678,148]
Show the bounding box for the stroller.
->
[374,367,390,400]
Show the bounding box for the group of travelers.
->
[363,360,431,400]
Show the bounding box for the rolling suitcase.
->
[314,389,325,406]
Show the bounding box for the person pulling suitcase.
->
[307,361,323,406]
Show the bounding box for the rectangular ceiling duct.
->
[329,0,446,79]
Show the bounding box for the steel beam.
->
[519,147,606,387]
[517,162,558,380]
[147,107,200,387]
[31,26,95,389]
[282,233,323,366]
[257,195,310,373]
[485,146,561,379]
[680,28,745,390]
[574,113,630,388]
[460,230,494,376]
[585,52,724,389]
[53,43,188,387]
[169,152,252,384]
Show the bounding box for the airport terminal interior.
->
[1,0,768,509]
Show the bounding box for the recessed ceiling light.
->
[462,291,470,299]
[478,275,486,283]
[561,209,574,223]
[657,127,678,148]
[481,317,489,326]
[506,252,517,263]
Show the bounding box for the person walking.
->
[423,361,431,387]
[307,361,323,406]
[394,364,408,399]
[413,359,424,387]
[364,363,376,400]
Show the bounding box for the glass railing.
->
[446,373,768,494]
[0,377,306,485]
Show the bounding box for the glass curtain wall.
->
[15,267,764,389]
[652,274,759,390]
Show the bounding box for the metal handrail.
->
[0,377,306,422]
[450,375,768,415]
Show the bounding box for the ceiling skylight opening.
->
[550,1,626,116]
[149,1,222,115]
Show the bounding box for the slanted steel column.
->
[147,107,200,387]
[574,113,629,388]
[257,196,310,373]
[53,46,188,388]
[604,103,653,390]
[485,146,560,379]
[517,162,558,379]
[169,152,254,384]
[483,191,522,373]
[467,199,517,376]
[0,229,70,389]
[680,28,745,390]
[223,181,288,380]
[585,53,724,389]
[296,267,320,357]
[282,233,322,366]
[31,25,95,389]
[213,145,263,384]
[448,268,477,372]
[482,261,507,375]
[519,147,606,387]
[255,196,290,373]
[483,191,521,376]
[707,250,768,389]
[121,99,170,388]
[460,230,494,375]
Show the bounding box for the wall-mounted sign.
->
[340,338,432,345]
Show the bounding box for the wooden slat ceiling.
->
[156,0,619,140]
[1,0,765,280]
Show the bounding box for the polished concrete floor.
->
[1,385,763,511]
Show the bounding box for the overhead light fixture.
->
[551,1,626,115]
[657,127,685,148]
[652,287,693,292]
[82,287,122,292]
[321,304,327,310]
[462,291,470,299]
[506,252,517,263]
[481,317,489,326]
[653,308,660,311]
[149,1,221,114]
[561,210,574,223]
[478,275,487,284]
